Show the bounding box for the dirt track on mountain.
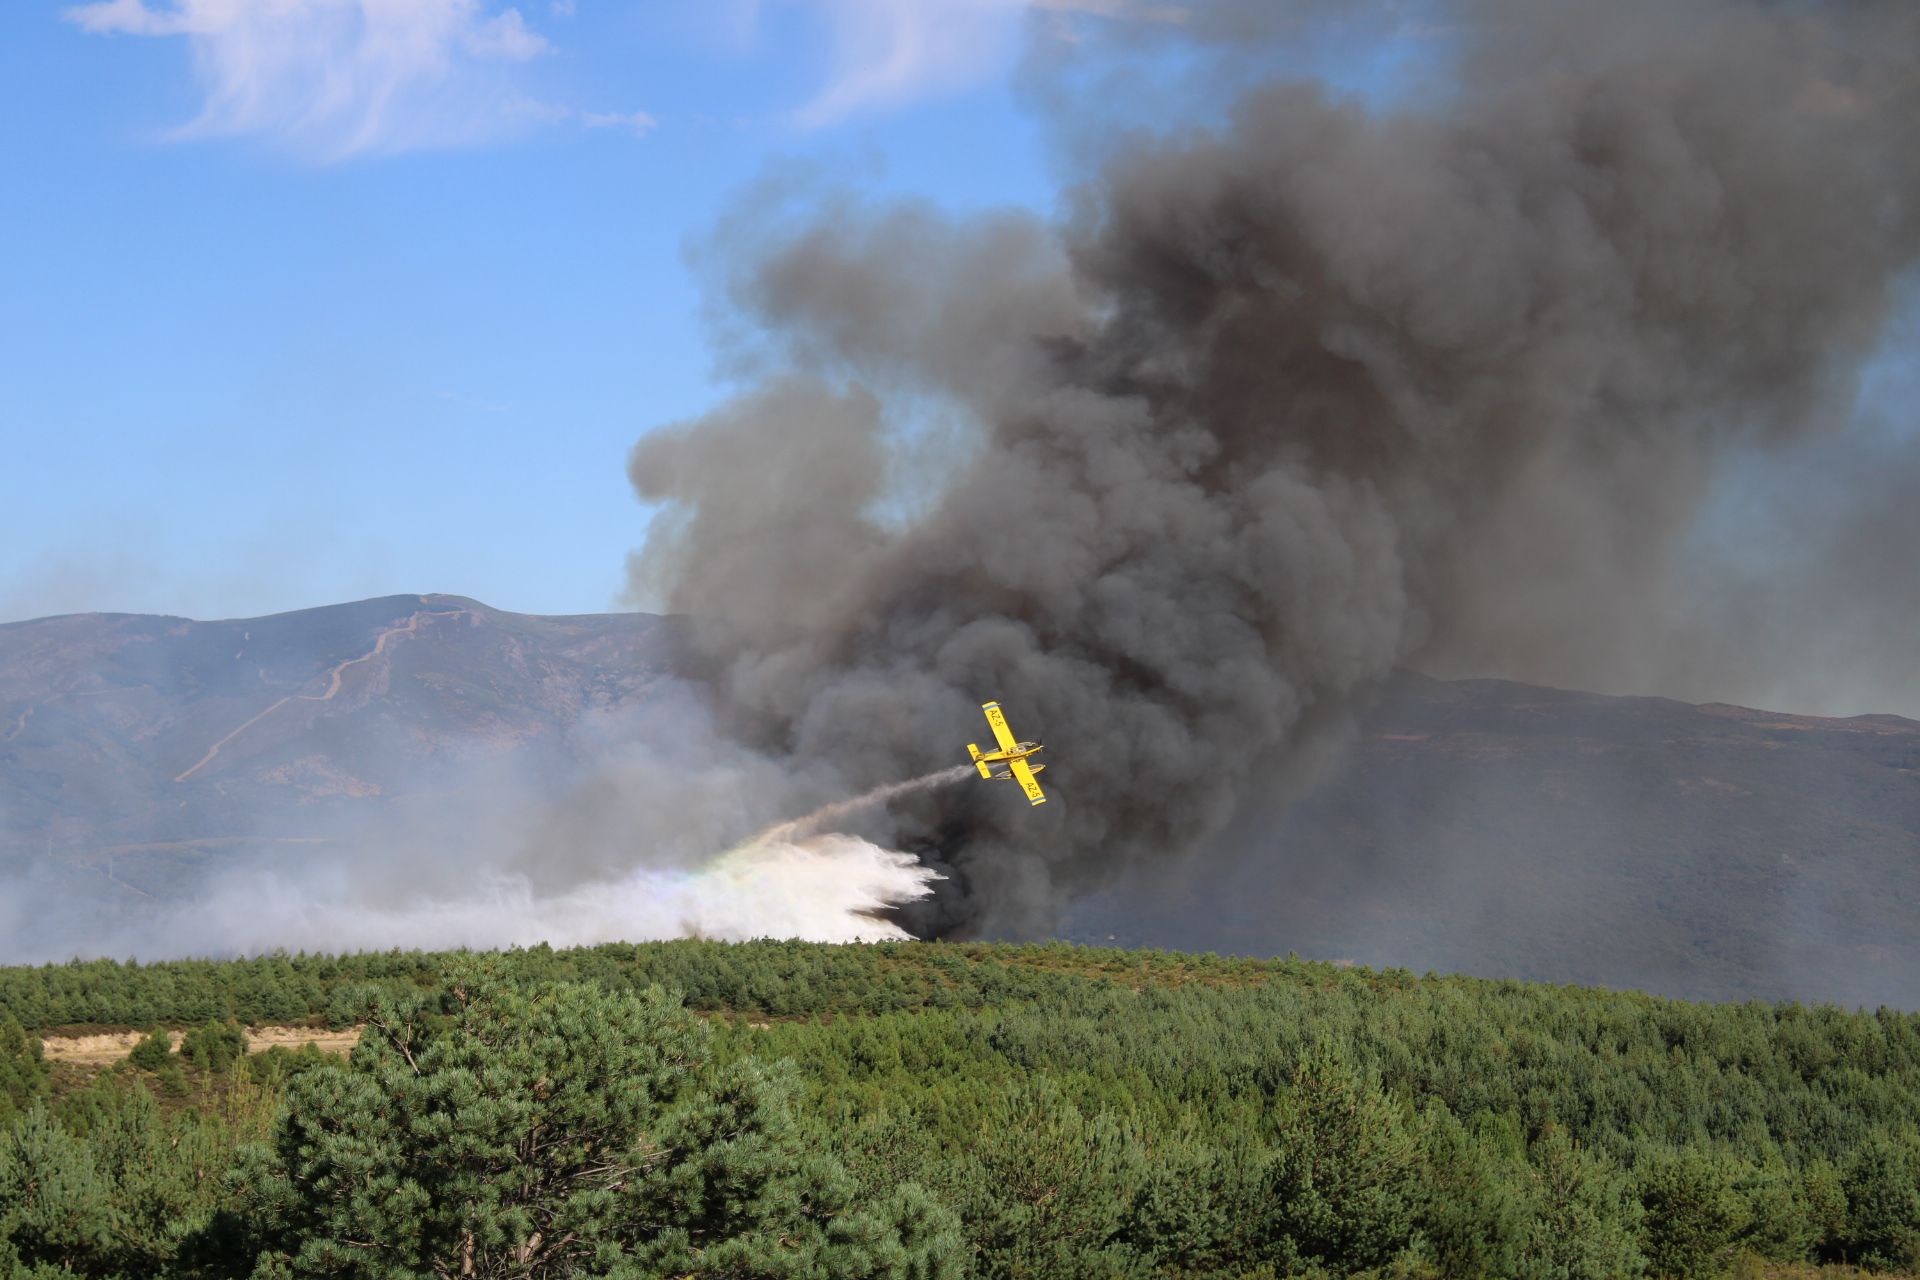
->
[174,609,462,782]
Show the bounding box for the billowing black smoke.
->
[627,0,1920,936]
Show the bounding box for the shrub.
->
[156,1062,190,1098]
[126,1028,172,1072]
[243,1042,333,1089]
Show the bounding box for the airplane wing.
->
[1009,757,1047,806]
[981,701,1018,752]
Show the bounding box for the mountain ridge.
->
[3,594,1917,1006]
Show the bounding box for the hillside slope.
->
[3,596,1917,1005]
[1070,675,1920,1007]
[0,595,679,904]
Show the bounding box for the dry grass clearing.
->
[40,1025,361,1066]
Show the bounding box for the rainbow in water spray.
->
[687,765,976,940]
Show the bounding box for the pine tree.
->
[1840,1134,1920,1271]
[235,962,960,1279]
[944,1078,1150,1279]
[1417,1105,1529,1278]
[1256,1042,1428,1273]
[0,1016,49,1127]
[1514,1128,1646,1280]
[180,1019,248,1074]
[1634,1148,1747,1279]
[0,1086,227,1278]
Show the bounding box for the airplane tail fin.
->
[967,743,992,778]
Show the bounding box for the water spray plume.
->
[301,767,976,949]
[738,765,977,850]
[678,765,976,942]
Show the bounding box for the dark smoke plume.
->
[628,0,1920,936]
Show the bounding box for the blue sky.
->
[3,1,1912,643]
[0,1,1064,623]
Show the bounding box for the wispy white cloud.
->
[789,0,1172,128]
[579,110,656,138]
[507,96,659,139]
[792,0,1026,128]
[579,108,659,137]
[61,0,620,160]
[65,0,1159,159]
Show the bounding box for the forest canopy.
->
[3,940,1919,1278]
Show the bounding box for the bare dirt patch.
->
[39,1030,164,1066]
[245,1025,362,1056]
[41,1025,363,1065]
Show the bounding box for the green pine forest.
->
[3,940,1919,1279]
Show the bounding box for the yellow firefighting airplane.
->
[967,701,1047,806]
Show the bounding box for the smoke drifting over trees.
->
[626,0,1920,935]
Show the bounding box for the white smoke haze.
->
[0,685,956,963]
